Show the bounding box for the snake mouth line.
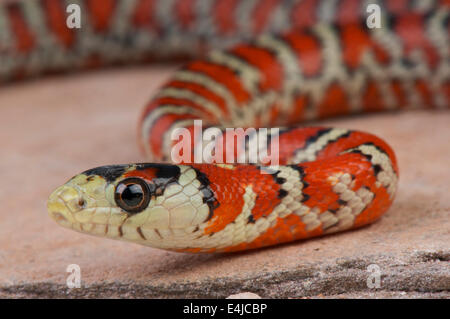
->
[47,194,162,240]
[50,211,69,223]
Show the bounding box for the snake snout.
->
[47,185,86,226]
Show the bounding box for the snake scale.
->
[4,0,447,253]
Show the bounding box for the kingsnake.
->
[5,0,446,253]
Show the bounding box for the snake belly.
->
[5,0,444,252]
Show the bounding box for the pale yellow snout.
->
[47,184,85,227]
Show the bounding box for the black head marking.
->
[373,164,382,176]
[134,163,181,178]
[155,164,181,179]
[278,189,288,199]
[192,168,220,221]
[82,165,128,182]
[135,163,182,192]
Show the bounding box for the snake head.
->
[47,164,216,251]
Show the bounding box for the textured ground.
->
[0,66,449,298]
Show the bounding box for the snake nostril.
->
[78,198,86,208]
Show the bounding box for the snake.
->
[4,0,447,253]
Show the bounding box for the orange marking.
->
[251,0,281,34]
[276,127,324,164]
[143,96,217,121]
[231,45,283,91]
[224,213,323,252]
[165,80,231,116]
[363,81,385,113]
[386,0,409,14]
[7,4,35,53]
[415,80,435,109]
[341,23,372,69]
[213,0,239,34]
[395,13,440,69]
[124,167,157,181]
[353,159,394,228]
[139,99,214,157]
[187,61,251,104]
[192,164,246,235]
[302,153,381,219]
[191,165,282,235]
[300,162,344,213]
[318,84,350,118]
[283,32,322,77]
[175,0,196,29]
[268,102,282,125]
[43,0,74,48]
[86,0,116,32]
[288,94,309,124]
[291,0,317,30]
[175,247,203,253]
[391,80,408,109]
[132,0,160,33]
[221,147,395,252]
[246,173,282,222]
[341,23,390,66]
[337,0,361,25]
[315,131,398,174]
[149,113,197,159]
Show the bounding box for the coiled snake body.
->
[5,0,447,252]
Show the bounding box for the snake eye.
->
[114,178,151,213]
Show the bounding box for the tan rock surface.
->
[0,66,449,298]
